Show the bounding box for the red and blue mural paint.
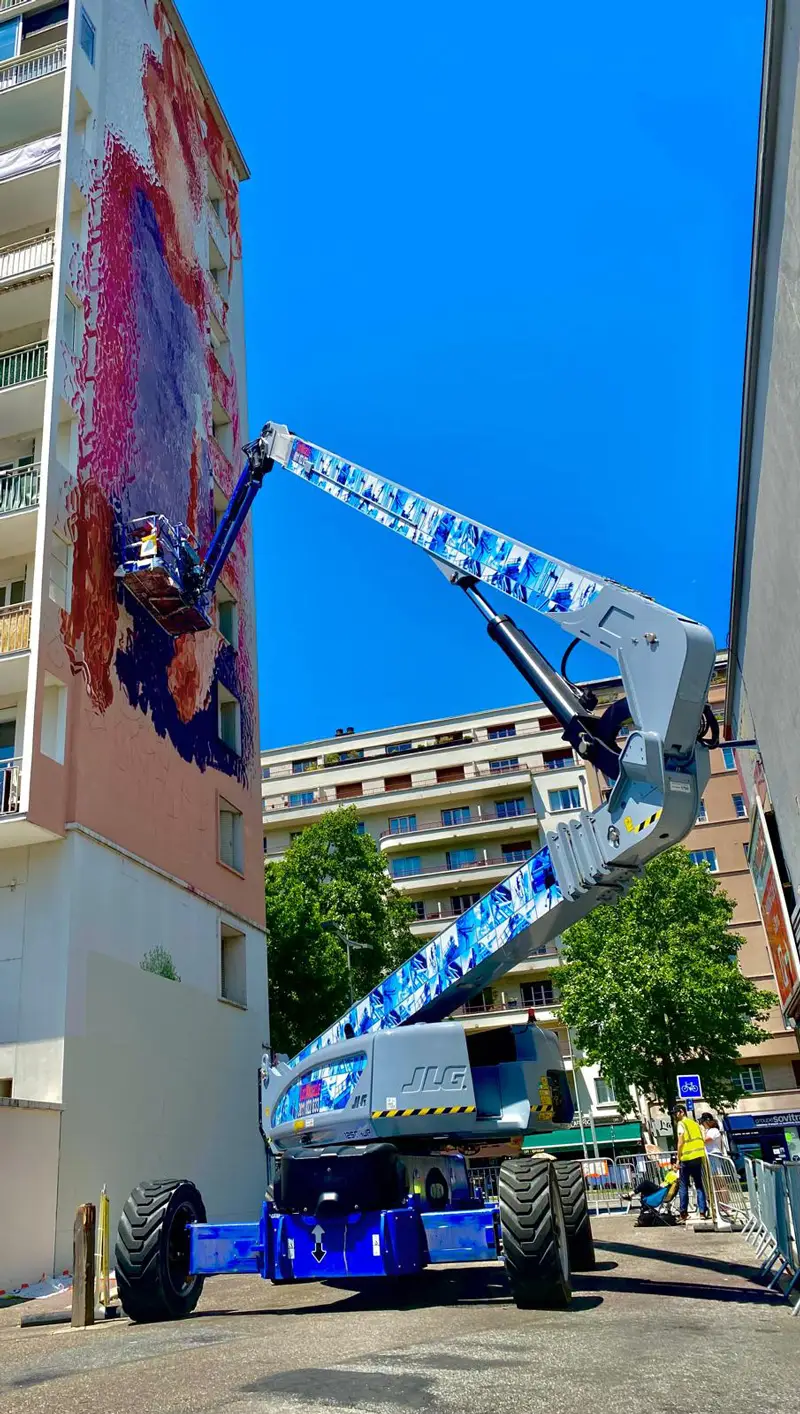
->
[61,3,253,782]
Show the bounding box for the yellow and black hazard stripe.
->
[371,1104,477,1119]
[624,808,662,835]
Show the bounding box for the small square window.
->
[410,899,425,919]
[355,821,366,835]
[732,793,747,819]
[261,764,270,780]
[220,922,246,1007]
[289,790,314,807]
[548,787,581,812]
[218,798,244,873]
[722,746,736,771]
[697,799,707,824]
[389,813,416,835]
[689,848,718,872]
[80,8,95,64]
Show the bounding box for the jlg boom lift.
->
[113,423,718,1319]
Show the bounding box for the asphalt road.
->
[0,1217,794,1414]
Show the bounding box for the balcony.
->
[380,804,538,851]
[0,232,54,333]
[0,42,66,150]
[390,849,536,894]
[0,134,60,241]
[262,760,533,825]
[0,463,39,554]
[0,601,31,691]
[0,339,47,437]
[0,755,21,815]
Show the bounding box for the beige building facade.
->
[262,656,800,1147]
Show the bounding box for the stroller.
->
[634,1166,680,1226]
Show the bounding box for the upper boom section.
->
[261,424,605,620]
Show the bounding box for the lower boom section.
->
[189,1202,499,1282]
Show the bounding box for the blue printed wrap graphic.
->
[285,440,603,617]
[294,847,561,1065]
[273,1055,368,1127]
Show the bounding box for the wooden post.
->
[72,1203,96,1327]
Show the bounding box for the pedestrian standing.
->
[700,1112,725,1158]
[674,1103,708,1223]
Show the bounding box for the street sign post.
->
[677,1074,703,1101]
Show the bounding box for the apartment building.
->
[0,0,266,1289]
[262,657,800,1155]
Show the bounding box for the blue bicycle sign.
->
[677,1074,703,1100]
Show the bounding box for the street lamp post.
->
[322,921,371,1005]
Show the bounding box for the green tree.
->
[557,847,774,1117]
[264,807,416,1055]
[140,946,180,982]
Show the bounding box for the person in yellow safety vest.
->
[674,1103,708,1223]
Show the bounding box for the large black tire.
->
[554,1159,596,1270]
[115,1179,206,1323]
[498,1157,571,1309]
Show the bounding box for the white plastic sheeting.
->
[0,132,60,184]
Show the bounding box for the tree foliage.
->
[557,847,774,1116]
[140,946,181,982]
[264,807,416,1055]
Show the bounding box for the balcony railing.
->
[0,341,47,390]
[264,725,575,781]
[391,850,535,882]
[0,463,39,515]
[380,804,538,839]
[0,43,67,92]
[0,756,21,815]
[0,600,31,655]
[0,233,55,284]
[264,761,531,816]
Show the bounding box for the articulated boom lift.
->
[114,424,717,1321]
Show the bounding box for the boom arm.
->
[247,424,716,1065]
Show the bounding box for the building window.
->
[389,813,416,835]
[79,7,95,64]
[49,531,71,610]
[538,715,560,731]
[502,840,532,863]
[63,293,80,352]
[722,746,736,771]
[386,741,412,755]
[446,847,476,870]
[288,790,314,807]
[521,980,555,1008]
[216,587,238,647]
[496,797,526,819]
[595,1074,617,1105]
[336,781,362,800]
[391,856,421,878]
[451,892,481,915]
[689,848,718,872]
[0,18,21,62]
[410,899,425,920]
[220,923,246,1007]
[735,1064,766,1094]
[289,831,304,841]
[292,758,316,774]
[490,757,519,773]
[436,765,465,784]
[385,773,413,792]
[543,750,573,770]
[217,686,241,754]
[355,821,366,835]
[488,724,516,740]
[0,577,25,607]
[697,799,707,824]
[218,799,244,873]
[442,806,471,826]
[732,794,747,819]
[548,787,581,812]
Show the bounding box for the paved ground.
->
[0,1216,794,1414]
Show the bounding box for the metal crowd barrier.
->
[742,1158,800,1312]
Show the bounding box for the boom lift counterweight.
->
[114,421,717,1320]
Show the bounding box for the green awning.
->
[523,1122,642,1152]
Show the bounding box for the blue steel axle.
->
[189,1201,499,1283]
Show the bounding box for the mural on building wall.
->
[294,846,561,1063]
[61,1,253,782]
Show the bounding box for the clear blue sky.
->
[182,0,765,748]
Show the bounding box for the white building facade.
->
[0,0,267,1290]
